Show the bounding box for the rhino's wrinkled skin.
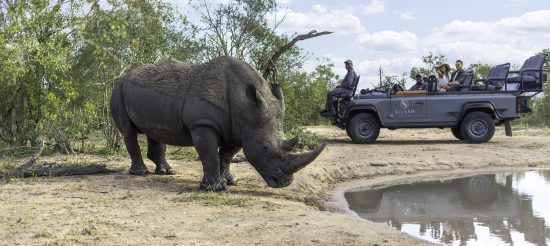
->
[110,56,325,190]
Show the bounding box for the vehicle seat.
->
[458,70,474,92]
[471,63,510,91]
[335,75,361,115]
[506,54,547,91]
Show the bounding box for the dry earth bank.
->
[1,127,549,245]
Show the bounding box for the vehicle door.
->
[387,93,427,123]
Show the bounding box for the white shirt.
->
[438,75,449,87]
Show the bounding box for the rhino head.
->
[235,82,325,188]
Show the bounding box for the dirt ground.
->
[1,126,550,245]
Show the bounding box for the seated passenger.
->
[434,63,451,91]
[409,74,426,90]
[320,59,357,116]
[442,60,466,92]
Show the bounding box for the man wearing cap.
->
[409,74,427,90]
[321,60,357,116]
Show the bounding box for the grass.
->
[80,225,96,235]
[33,230,52,238]
[173,192,252,207]
[0,158,17,170]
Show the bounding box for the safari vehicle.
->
[321,54,548,143]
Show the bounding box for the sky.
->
[173,0,550,89]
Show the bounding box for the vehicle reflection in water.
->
[345,171,550,245]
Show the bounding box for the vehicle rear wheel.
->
[460,112,495,143]
[348,113,380,144]
[451,127,464,140]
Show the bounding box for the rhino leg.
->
[219,146,241,185]
[123,129,148,175]
[192,126,226,191]
[146,136,176,175]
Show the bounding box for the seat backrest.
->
[486,63,510,87]
[521,54,547,79]
[460,70,474,92]
[351,75,361,97]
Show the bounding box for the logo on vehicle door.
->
[400,100,409,109]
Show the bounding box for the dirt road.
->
[1,127,549,245]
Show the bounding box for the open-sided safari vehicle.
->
[321,54,548,144]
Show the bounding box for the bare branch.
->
[262,30,333,82]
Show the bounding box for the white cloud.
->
[425,10,550,65]
[276,0,291,6]
[440,10,550,35]
[362,0,385,15]
[400,11,416,20]
[356,31,419,52]
[272,4,365,34]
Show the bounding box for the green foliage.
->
[0,0,333,155]
[282,63,339,129]
[409,52,447,79]
[285,127,322,150]
[468,63,492,80]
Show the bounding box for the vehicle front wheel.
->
[451,127,464,140]
[460,112,495,143]
[348,113,380,144]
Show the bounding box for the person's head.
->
[435,63,451,76]
[455,60,463,70]
[344,60,353,70]
[416,74,422,83]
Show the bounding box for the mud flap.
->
[504,121,512,137]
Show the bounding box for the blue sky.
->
[174,0,550,89]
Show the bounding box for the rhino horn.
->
[283,143,326,173]
[281,137,300,152]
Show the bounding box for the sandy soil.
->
[1,126,549,245]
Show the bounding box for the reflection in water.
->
[345,171,550,245]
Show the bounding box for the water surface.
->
[345,170,550,245]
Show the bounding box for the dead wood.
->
[2,164,116,179]
[17,139,44,170]
[262,30,333,82]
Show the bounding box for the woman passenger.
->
[434,63,451,92]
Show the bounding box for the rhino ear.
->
[271,84,284,101]
[246,85,267,111]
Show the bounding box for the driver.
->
[409,74,426,90]
[321,60,357,116]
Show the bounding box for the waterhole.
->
[345,170,550,245]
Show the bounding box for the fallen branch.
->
[17,139,44,170]
[262,30,333,82]
[2,164,116,179]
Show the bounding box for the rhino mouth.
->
[264,168,294,188]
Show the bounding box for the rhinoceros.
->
[110,56,325,190]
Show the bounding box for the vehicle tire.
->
[346,125,353,139]
[451,127,464,140]
[348,113,380,144]
[460,112,495,143]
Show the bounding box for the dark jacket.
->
[409,82,426,90]
[337,68,357,90]
[450,69,466,84]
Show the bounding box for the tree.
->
[467,63,492,80]
[409,52,446,79]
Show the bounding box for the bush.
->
[285,127,323,151]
